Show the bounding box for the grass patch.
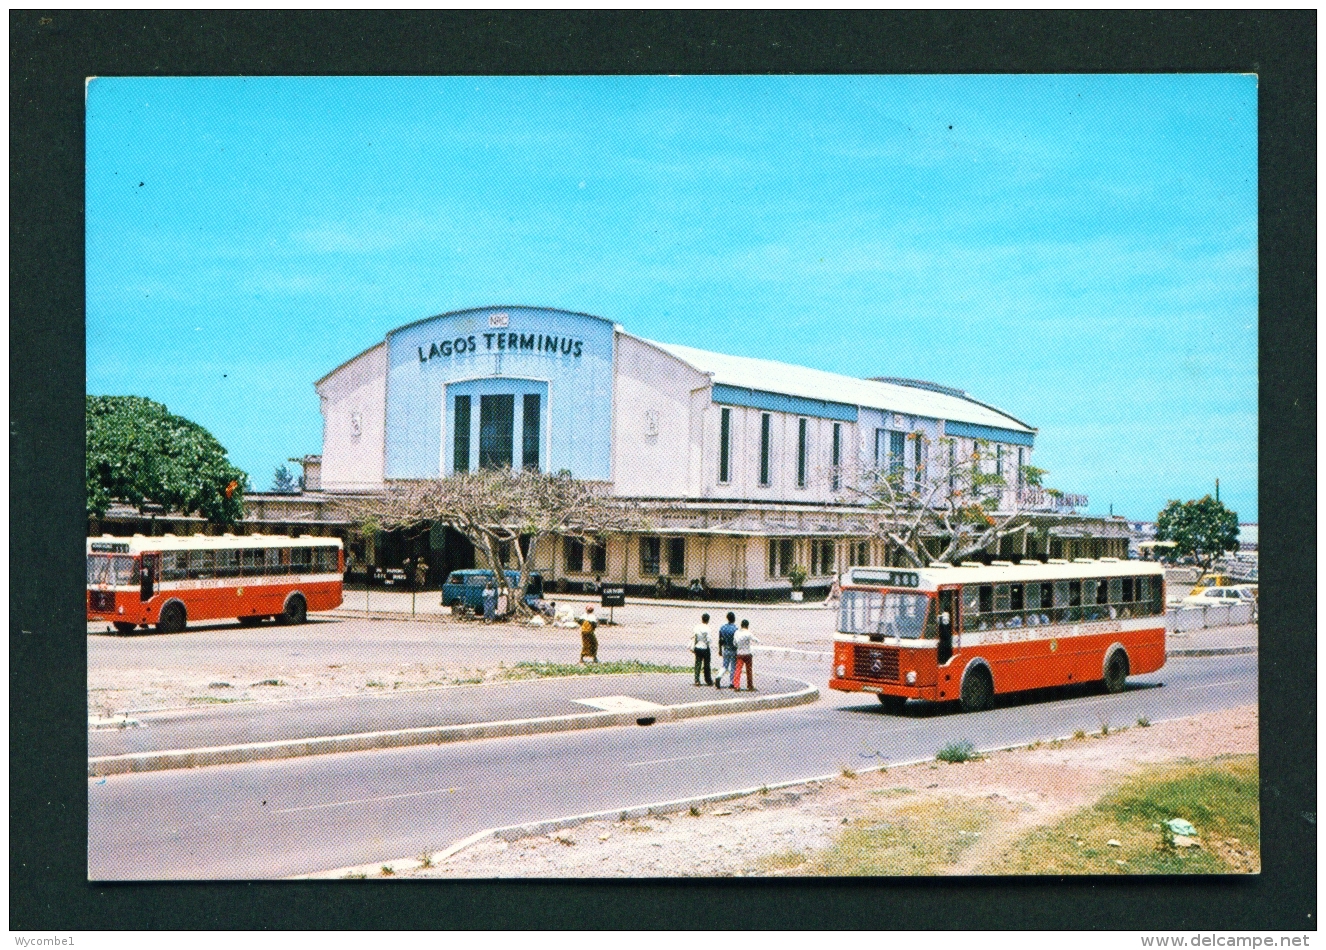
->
[872,787,917,798]
[498,660,689,679]
[784,799,1003,875]
[936,740,980,763]
[253,678,284,687]
[186,695,240,705]
[982,755,1259,875]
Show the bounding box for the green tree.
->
[270,464,300,494]
[86,395,249,525]
[1155,495,1239,570]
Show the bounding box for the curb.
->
[87,680,818,778]
[292,707,1226,880]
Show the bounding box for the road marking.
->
[573,695,664,713]
[274,786,460,814]
[1186,679,1244,691]
[625,750,733,768]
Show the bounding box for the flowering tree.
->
[342,469,646,617]
[847,436,1053,567]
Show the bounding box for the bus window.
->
[1122,577,1134,602]
[265,548,284,574]
[162,551,187,581]
[1108,577,1122,603]
[1010,583,1024,611]
[215,549,240,579]
[241,549,263,576]
[994,584,1011,612]
[1023,583,1039,610]
[837,589,931,640]
[978,585,993,615]
[961,586,981,632]
[187,550,215,580]
[291,547,313,573]
[1149,577,1164,616]
[1096,579,1110,606]
[1083,579,1098,607]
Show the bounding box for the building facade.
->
[90,305,1128,596]
[290,305,1126,597]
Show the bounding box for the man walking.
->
[715,612,738,689]
[732,618,758,691]
[691,613,713,686]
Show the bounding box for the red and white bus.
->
[829,559,1166,713]
[87,534,343,634]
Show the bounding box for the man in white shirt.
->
[691,613,713,686]
[732,619,759,691]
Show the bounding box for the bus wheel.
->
[959,666,993,713]
[1104,650,1129,694]
[280,595,307,626]
[237,616,263,627]
[112,621,137,635]
[877,694,907,714]
[157,602,187,634]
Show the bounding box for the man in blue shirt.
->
[715,612,738,689]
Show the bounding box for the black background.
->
[10,10,1315,930]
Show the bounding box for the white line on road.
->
[1186,679,1245,691]
[274,786,461,814]
[625,750,733,768]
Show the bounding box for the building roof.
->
[645,340,1035,435]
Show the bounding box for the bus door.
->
[937,588,956,665]
[140,553,157,601]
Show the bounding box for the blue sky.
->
[86,75,1257,521]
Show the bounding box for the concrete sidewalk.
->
[1165,622,1257,656]
[88,671,818,777]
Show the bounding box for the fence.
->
[1166,602,1255,631]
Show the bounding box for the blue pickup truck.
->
[441,569,545,612]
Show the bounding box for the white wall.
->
[316,344,388,492]
[611,335,711,498]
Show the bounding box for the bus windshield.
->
[839,589,933,639]
[87,554,138,587]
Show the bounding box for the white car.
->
[1181,586,1256,608]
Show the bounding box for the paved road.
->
[88,673,808,757]
[88,650,1256,879]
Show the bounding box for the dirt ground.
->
[396,703,1257,878]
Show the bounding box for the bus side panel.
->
[964,626,1167,694]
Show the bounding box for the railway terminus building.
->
[112,306,1129,597]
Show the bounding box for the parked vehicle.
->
[441,569,544,613]
[1181,585,1256,608]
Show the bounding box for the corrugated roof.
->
[644,340,1035,434]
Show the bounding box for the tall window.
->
[796,418,808,488]
[719,407,732,483]
[948,438,957,492]
[453,395,471,473]
[589,540,607,574]
[995,444,1004,478]
[666,537,686,577]
[874,428,886,469]
[563,537,584,573]
[1016,447,1025,491]
[767,538,794,577]
[759,413,772,486]
[889,430,906,476]
[479,394,514,469]
[813,539,835,575]
[913,434,926,489]
[851,540,870,566]
[522,394,541,471]
[639,537,661,576]
[831,423,842,490]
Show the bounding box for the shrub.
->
[936,740,979,763]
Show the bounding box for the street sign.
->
[600,585,626,607]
